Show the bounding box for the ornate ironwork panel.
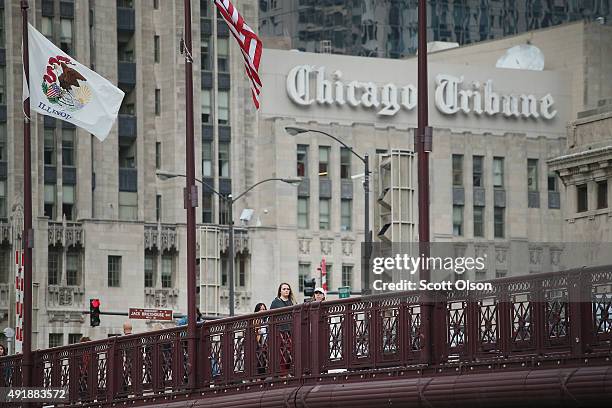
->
[448,301,467,353]
[478,298,498,351]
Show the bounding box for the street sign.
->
[338,286,351,299]
[128,308,173,321]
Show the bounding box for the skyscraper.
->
[259,0,611,58]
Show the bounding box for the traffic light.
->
[303,278,316,297]
[90,299,101,327]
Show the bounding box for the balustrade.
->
[0,266,610,406]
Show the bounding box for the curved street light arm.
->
[306,129,366,164]
[231,178,296,203]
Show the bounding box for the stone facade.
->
[0,3,611,353]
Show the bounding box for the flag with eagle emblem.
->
[213,0,263,109]
[24,24,124,141]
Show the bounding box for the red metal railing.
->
[0,266,611,405]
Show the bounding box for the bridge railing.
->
[0,265,610,404]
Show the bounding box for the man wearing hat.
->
[313,287,326,302]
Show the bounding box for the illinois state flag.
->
[24,23,124,141]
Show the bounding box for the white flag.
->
[24,23,124,141]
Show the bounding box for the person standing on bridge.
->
[312,287,326,302]
[270,283,295,376]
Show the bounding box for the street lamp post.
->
[157,170,300,316]
[284,127,371,294]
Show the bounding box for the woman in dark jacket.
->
[269,283,296,310]
[269,283,295,376]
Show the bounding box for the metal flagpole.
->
[182,0,198,389]
[20,0,34,389]
[416,0,435,364]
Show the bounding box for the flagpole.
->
[183,0,197,389]
[20,0,34,389]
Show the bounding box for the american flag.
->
[213,0,263,109]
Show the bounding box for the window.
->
[119,142,136,168]
[218,142,230,177]
[298,262,310,292]
[44,128,55,165]
[297,145,308,177]
[201,89,212,123]
[494,207,504,238]
[62,129,75,166]
[108,256,121,287]
[577,184,588,212]
[340,148,351,179]
[342,264,353,288]
[495,270,507,278]
[475,270,487,281]
[66,252,80,286]
[48,250,61,285]
[597,180,608,209]
[319,146,330,178]
[527,159,538,191]
[155,89,161,115]
[473,206,484,237]
[0,250,9,283]
[0,66,5,105]
[219,197,230,225]
[202,192,213,223]
[221,257,227,285]
[218,90,229,124]
[202,141,212,177]
[200,35,211,71]
[473,155,483,187]
[217,37,229,72]
[154,35,160,63]
[319,198,330,230]
[62,185,75,220]
[0,123,6,161]
[548,172,558,192]
[144,253,156,288]
[200,0,209,17]
[452,154,463,186]
[68,334,82,344]
[119,192,138,220]
[238,256,246,287]
[41,16,53,40]
[60,19,73,55]
[154,0,159,9]
[453,205,463,236]
[493,157,504,187]
[161,255,173,288]
[297,197,309,229]
[0,180,6,220]
[155,142,161,169]
[49,333,64,348]
[44,184,56,219]
[341,199,352,231]
[156,194,162,221]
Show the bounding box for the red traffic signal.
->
[90,298,101,327]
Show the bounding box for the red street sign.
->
[129,308,173,321]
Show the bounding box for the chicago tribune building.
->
[0,0,610,349]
